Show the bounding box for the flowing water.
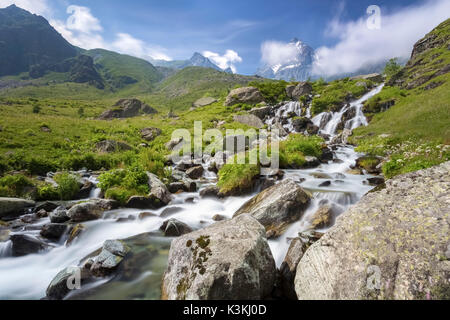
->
[0,85,384,300]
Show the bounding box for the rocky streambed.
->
[1,84,447,300]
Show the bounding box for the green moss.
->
[53,172,80,200]
[217,163,260,196]
[247,80,289,104]
[279,134,324,168]
[104,187,136,205]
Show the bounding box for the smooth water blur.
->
[0,85,383,299]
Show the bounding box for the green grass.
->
[217,163,260,196]
[279,134,324,168]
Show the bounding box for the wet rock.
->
[0,198,35,220]
[260,178,276,191]
[10,234,48,257]
[95,140,132,153]
[367,177,385,186]
[212,214,227,222]
[346,168,363,175]
[331,128,353,145]
[199,186,220,198]
[66,224,85,246]
[186,166,204,179]
[40,224,68,240]
[126,196,159,209]
[310,205,334,229]
[160,207,184,218]
[355,156,382,174]
[168,182,187,193]
[21,214,37,224]
[161,214,276,300]
[49,207,70,223]
[138,212,158,220]
[35,201,59,213]
[147,172,173,206]
[310,172,332,179]
[75,181,94,200]
[303,156,321,168]
[318,181,331,187]
[292,117,312,132]
[225,87,264,106]
[90,240,130,277]
[46,266,90,300]
[233,179,311,238]
[279,238,309,300]
[67,199,119,222]
[319,148,334,163]
[159,219,193,237]
[175,160,196,171]
[140,127,162,142]
[233,114,264,129]
[295,161,450,300]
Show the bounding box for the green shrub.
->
[98,165,149,196]
[104,187,135,206]
[36,184,59,201]
[217,163,260,196]
[98,169,126,191]
[53,173,80,200]
[278,134,323,168]
[0,174,34,198]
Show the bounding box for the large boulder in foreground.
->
[295,161,450,300]
[233,179,311,238]
[0,198,35,220]
[225,87,264,106]
[161,214,276,300]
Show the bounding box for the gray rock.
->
[186,166,204,179]
[225,87,264,106]
[199,186,220,198]
[233,179,311,238]
[249,106,272,120]
[35,201,59,213]
[67,199,119,222]
[212,214,227,222]
[98,99,157,120]
[160,206,184,218]
[161,214,276,300]
[233,114,264,129]
[0,198,35,220]
[49,207,70,223]
[168,182,188,194]
[147,172,173,206]
[75,180,94,200]
[160,218,193,237]
[193,97,217,108]
[309,205,334,229]
[279,238,309,299]
[367,177,385,186]
[288,82,313,100]
[295,161,450,300]
[165,137,184,151]
[46,266,90,300]
[10,234,48,257]
[40,223,68,240]
[95,140,132,153]
[140,127,162,142]
[90,240,130,277]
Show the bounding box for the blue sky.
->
[2,0,449,75]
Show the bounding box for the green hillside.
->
[351,18,450,178]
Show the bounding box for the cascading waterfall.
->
[0,85,384,300]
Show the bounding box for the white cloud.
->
[260,41,299,66]
[203,50,242,73]
[49,5,171,60]
[0,0,51,16]
[313,0,450,77]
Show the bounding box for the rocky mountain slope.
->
[0,5,78,77]
[150,52,232,73]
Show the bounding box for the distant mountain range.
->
[150,52,233,74]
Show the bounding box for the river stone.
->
[49,207,70,223]
[35,201,59,213]
[185,166,204,180]
[233,114,264,129]
[66,224,85,246]
[40,223,68,240]
[161,214,276,300]
[147,172,173,206]
[233,179,311,238]
[0,198,35,220]
[249,106,272,120]
[295,161,450,300]
[309,205,334,229]
[225,87,264,106]
[67,199,119,222]
[46,266,90,300]
[160,219,193,237]
[90,240,130,277]
[10,234,48,257]
[279,238,309,300]
[199,186,220,198]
